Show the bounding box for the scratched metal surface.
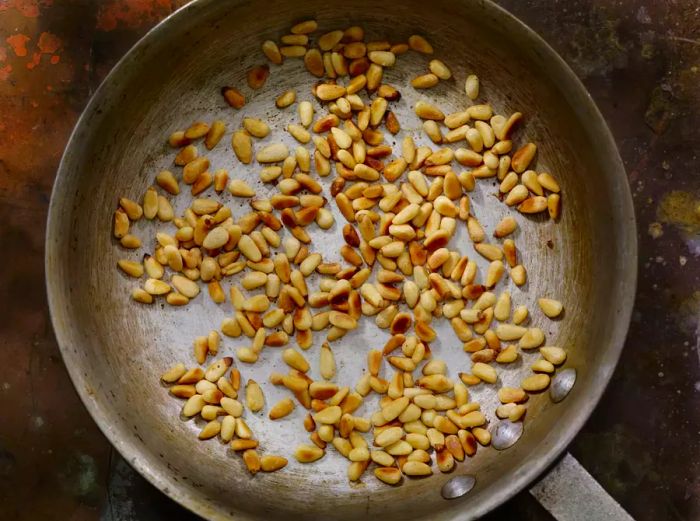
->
[0,0,698,520]
[46,0,634,519]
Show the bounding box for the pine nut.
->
[247,64,269,90]
[232,130,253,164]
[412,73,439,89]
[532,359,555,373]
[509,264,527,286]
[198,420,221,440]
[518,196,548,214]
[182,395,205,417]
[472,362,497,384]
[519,327,545,349]
[494,216,518,238]
[369,51,395,67]
[402,460,432,476]
[429,59,451,80]
[257,143,289,163]
[474,243,503,261]
[241,117,269,139]
[423,120,442,143]
[238,235,262,262]
[511,143,537,174]
[245,379,264,412]
[540,346,567,365]
[415,101,444,120]
[261,455,288,472]
[467,104,492,120]
[522,373,551,392]
[314,405,342,425]
[546,193,561,220]
[283,348,310,373]
[408,35,433,54]
[537,172,560,192]
[144,278,171,296]
[538,298,563,318]
[241,449,261,475]
[374,467,401,485]
[269,397,295,420]
[465,74,479,100]
[261,40,282,64]
[222,86,245,109]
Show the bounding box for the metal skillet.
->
[46,0,637,519]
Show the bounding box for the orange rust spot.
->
[6,34,30,57]
[26,52,41,69]
[37,31,61,54]
[96,0,173,31]
[0,0,51,18]
[0,64,12,81]
[50,54,60,64]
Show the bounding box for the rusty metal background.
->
[1,0,699,520]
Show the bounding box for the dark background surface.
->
[1,0,699,519]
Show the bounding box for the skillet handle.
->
[528,452,635,521]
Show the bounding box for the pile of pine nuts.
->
[114,19,567,483]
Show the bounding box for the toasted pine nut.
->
[246,64,269,90]
[412,73,439,89]
[256,143,289,163]
[291,19,317,34]
[269,397,295,420]
[429,59,451,80]
[408,35,433,54]
[261,40,282,64]
[510,264,527,286]
[375,467,402,485]
[512,143,537,172]
[369,51,396,67]
[540,346,567,365]
[522,373,551,392]
[276,89,297,108]
[402,460,432,476]
[241,117,270,138]
[415,101,444,120]
[548,193,562,220]
[494,216,518,238]
[245,379,264,412]
[316,83,347,101]
[518,196,548,214]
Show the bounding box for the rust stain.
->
[37,31,61,54]
[658,191,700,235]
[0,0,52,18]
[25,51,41,70]
[28,31,61,68]
[3,31,63,72]
[96,0,173,31]
[6,34,31,57]
[0,64,12,81]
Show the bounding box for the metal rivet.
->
[550,368,576,403]
[491,420,523,450]
[441,474,476,499]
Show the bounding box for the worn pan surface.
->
[46,0,636,519]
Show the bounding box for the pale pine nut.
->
[465,74,479,99]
